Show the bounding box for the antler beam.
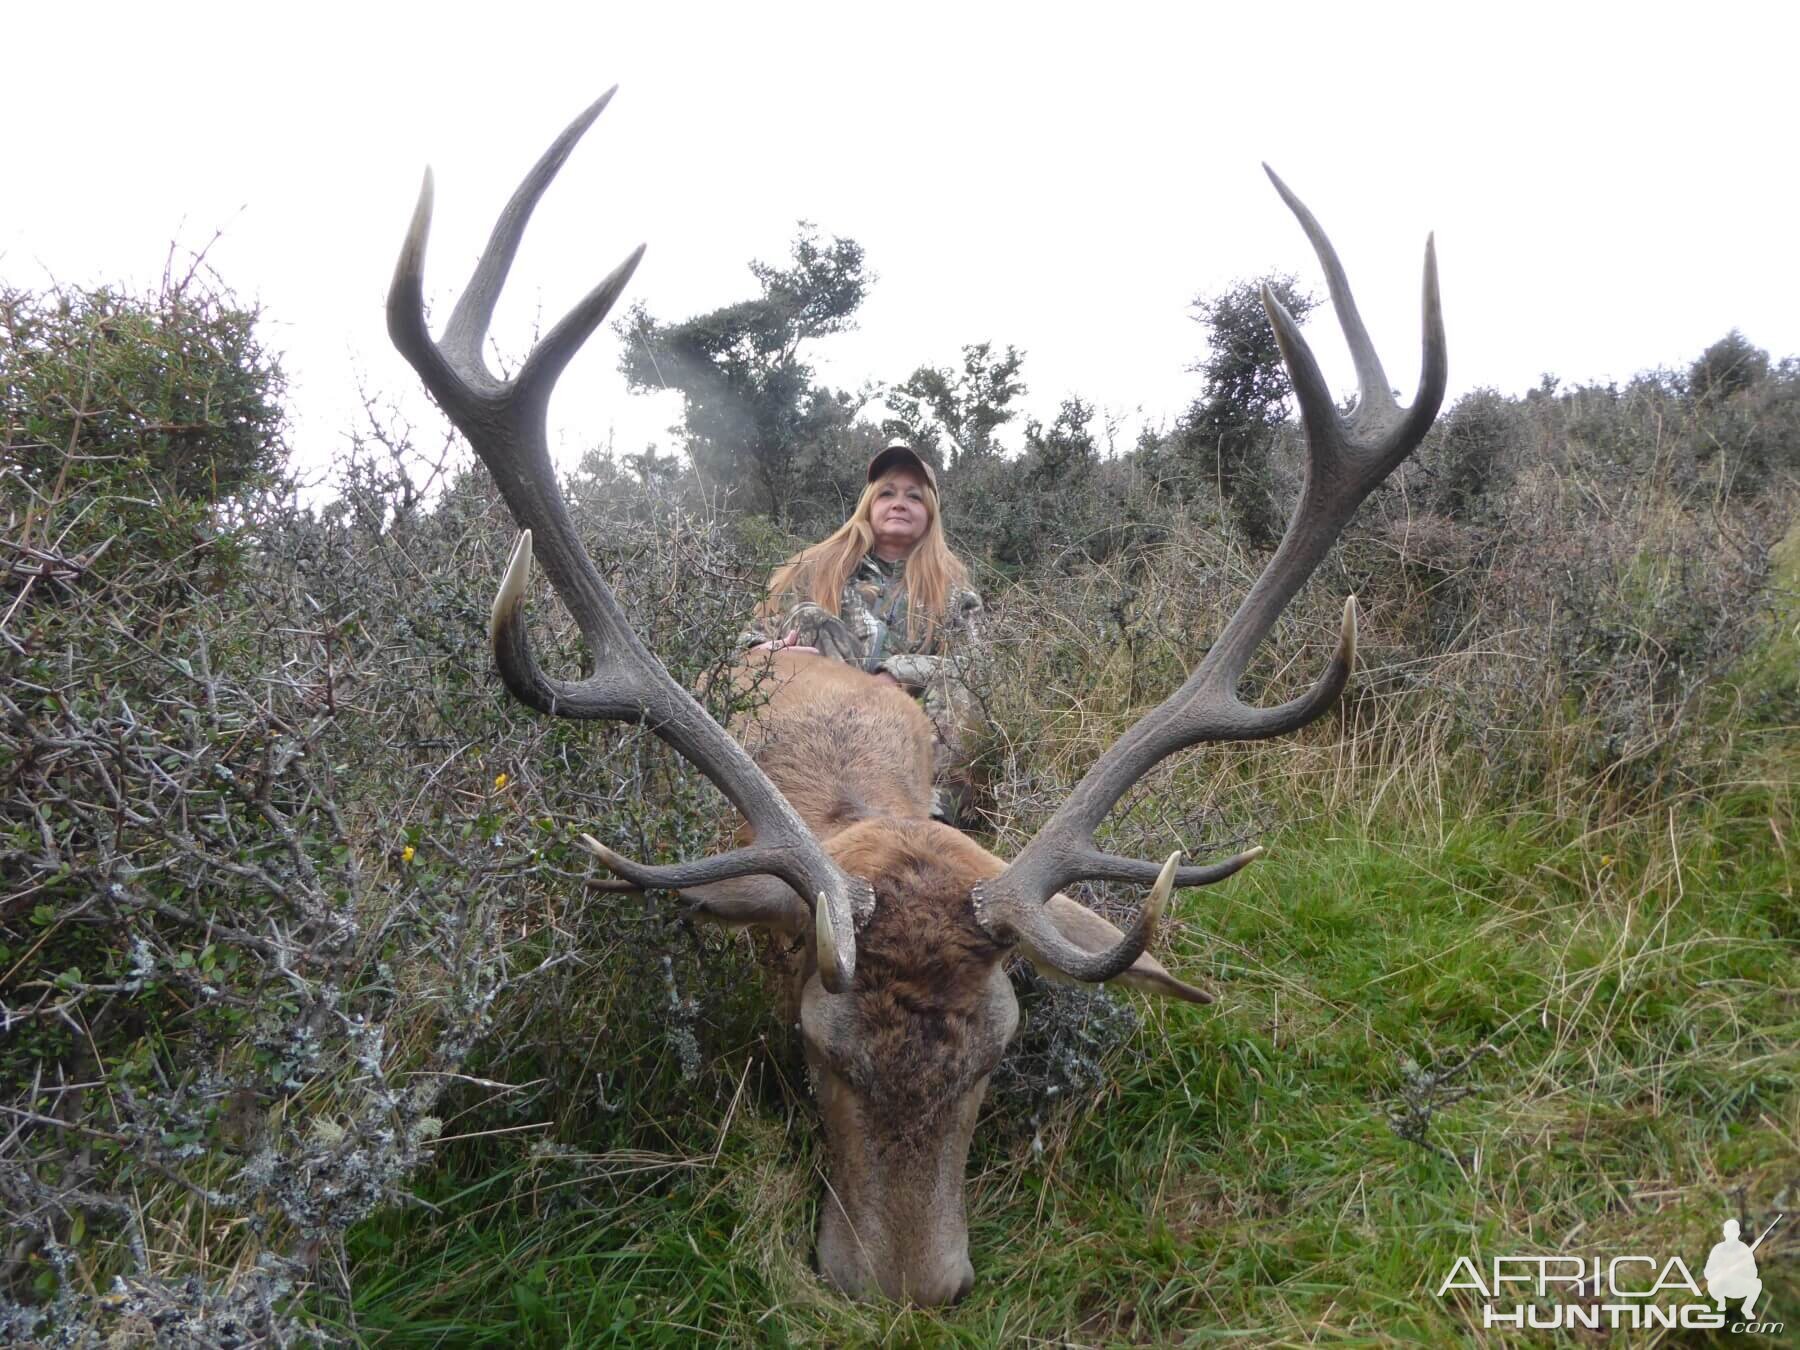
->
[977,167,1447,958]
[388,92,869,991]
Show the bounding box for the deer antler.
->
[387,90,869,992]
[975,166,1447,968]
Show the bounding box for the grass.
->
[314,481,1800,1345]
[314,743,1798,1345]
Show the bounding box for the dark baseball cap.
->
[866,438,937,492]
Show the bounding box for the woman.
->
[742,439,983,822]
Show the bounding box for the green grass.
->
[314,760,1799,1346]
[311,428,1796,1346]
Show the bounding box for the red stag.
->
[388,89,1446,1305]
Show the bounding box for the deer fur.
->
[681,650,1202,1302]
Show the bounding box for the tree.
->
[624,442,683,491]
[1688,329,1769,405]
[1429,388,1518,519]
[1180,274,1316,550]
[1022,395,1099,489]
[889,341,1027,466]
[616,225,869,522]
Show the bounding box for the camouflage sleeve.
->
[737,604,781,650]
[876,586,984,690]
[738,576,806,650]
[947,585,983,646]
[875,652,943,688]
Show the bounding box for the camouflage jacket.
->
[740,553,983,687]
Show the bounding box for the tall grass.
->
[315,444,1796,1344]
[317,727,1797,1343]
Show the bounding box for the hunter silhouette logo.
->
[1436,1211,1785,1334]
[1705,1216,1778,1321]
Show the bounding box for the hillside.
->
[2,276,1795,1345]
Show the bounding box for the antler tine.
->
[441,87,619,376]
[975,171,1445,968]
[1405,235,1447,449]
[1262,163,1393,420]
[573,833,785,897]
[390,94,868,993]
[389,171,462,413]
[1002,853,1185,985]
[1059,844,1264,890]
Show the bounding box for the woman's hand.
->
[753,630,820,655]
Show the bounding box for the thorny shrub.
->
[0,277,794,1341]
[2,264,286,509]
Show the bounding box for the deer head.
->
[388,90,1445,1305]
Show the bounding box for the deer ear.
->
[1027,893,1214,1005]
[684,875,809,940]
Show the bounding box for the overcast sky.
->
[8,2,1796,485]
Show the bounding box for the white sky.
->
[7,2,1797,484]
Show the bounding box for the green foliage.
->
[1180,273,1317,549]
[1424,386,1518,519]
[1,272,293,1138]
[890,340,1028,466]
[1,269,285,510]
[1021,395,1099,489]
[1689,328,1770,404]
[616,224,870,524]
[1735,516,1800,728]
[939,406,1180,579]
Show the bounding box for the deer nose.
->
[904,1253,975,1306]
[924,1253,975,1306]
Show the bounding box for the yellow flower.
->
[401,845,415,864]
[1600,854,1615,867]
[494,773,509,790]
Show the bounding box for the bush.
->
[2,268,285,511]
[1424,387,1519,519]
[1689,328,1770,405]
[1178,275,1317,551]
[0,281,781,1338]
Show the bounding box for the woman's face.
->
[868,469,930,560]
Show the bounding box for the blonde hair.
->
[759,470,968,645]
